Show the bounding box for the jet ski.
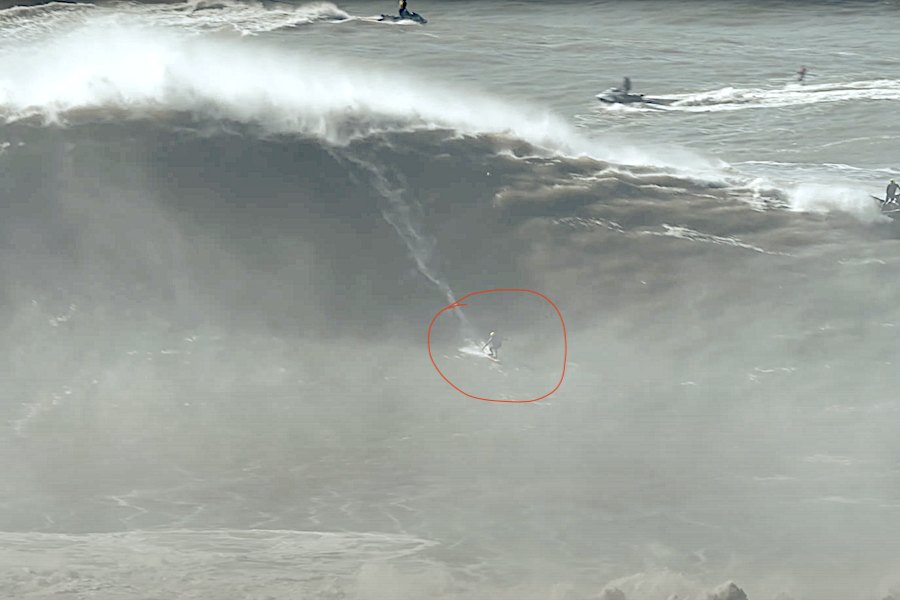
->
[378,11,427,24]
[596,87,672,106]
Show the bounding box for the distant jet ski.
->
[378,11,427,23]
[596,87,672,106]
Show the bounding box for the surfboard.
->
[870,194,899,212]
[458,344,502,363]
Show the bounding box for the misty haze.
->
[2,1,900,599]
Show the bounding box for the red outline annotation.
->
[427,289,567,403]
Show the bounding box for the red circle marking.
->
[426,289,567,403]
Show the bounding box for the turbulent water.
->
[2,1,900,599]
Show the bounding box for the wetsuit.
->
[887,181,899,204]
[399,0,410,17]
[483,334,502,358]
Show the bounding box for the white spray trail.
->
[336,152,474,336]
[788,183,889,224]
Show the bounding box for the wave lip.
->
[0,18,724,175]
[0,22,563,139]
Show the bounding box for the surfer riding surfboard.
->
[482,331,502,361]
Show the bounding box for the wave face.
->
[3,3,900,600]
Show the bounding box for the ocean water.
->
[2,1,900,599]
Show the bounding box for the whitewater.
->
[2,1,900,600]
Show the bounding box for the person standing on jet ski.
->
[622,77,632,93]
[886,179,899,204]
[398,0,411,18]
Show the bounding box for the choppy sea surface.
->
[2,1,900,599]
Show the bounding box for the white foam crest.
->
[0,2,95,46]
[646,225,790,256]
[656,79,900,112]
[0,22,722,174]
[0,529,435,599]
[788,183,890,223]
[130,0,351,35]
[0,1,349,41]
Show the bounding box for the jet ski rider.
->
[398,0,411,18]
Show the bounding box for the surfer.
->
[398,0,411,18]
[886,179,899,204]
[797,66,807,82]
[622,76,632,93]
[482,331,502,359]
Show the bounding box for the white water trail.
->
[336,152,474,336]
